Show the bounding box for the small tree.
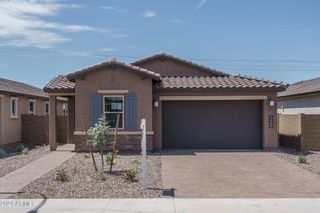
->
[81,116,97,171]
[109,113,120,172]
[87,116,111,171]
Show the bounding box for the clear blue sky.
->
[0,0,319,88]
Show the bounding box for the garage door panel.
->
[162,100,262,149]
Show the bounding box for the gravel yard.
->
[11,153,163,198]
[0,145,50,177]
[270,148,320,175]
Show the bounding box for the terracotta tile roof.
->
[278,77,320,98]
[155,76,287,89]
[0,77,48,99]
[67,59,160,81]
[131,52,229,77]
[44,75,75,93]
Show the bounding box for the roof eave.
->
[43,87,75,94]
[66,61,160,81]
[154,86,286,93]
[0,90,48,100]
[278,90,320,100]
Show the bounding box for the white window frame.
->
[45,102,49,115]
[28,99,36,115]
[10,97,18,118]
[103,95,124,130]
[62,103,68,115]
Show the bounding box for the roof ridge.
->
[66,59,161,81]
[131,52,230,77]
[290,76,320,86]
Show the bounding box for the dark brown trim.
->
[43,87,75,94]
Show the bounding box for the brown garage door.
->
[162,100,262,149]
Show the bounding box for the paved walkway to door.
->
[0,144,75,199]
[161,151,320,198]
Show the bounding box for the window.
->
[45,102,49,114]
[62,103,68,115]
[103,96,124,129]
[28,100,36,115]
[10,97,18,118]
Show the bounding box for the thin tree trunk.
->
[101,150,104,171]
[81,116,97,171]
[109,113,120,172]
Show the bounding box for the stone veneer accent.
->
[74,134,153,152]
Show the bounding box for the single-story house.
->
[0,77,49,146]
[0,77,67,146]
[44,52,286,152]
[278,77,320,114]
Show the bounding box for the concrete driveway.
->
[161,151,320,198]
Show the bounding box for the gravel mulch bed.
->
[11,153,163,198]
[0,145,50,177]
[270,148,320,175]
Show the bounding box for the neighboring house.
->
[44,52,286,152]
[0,77,49,146]
[278,77,320,114]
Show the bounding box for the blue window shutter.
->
[125,93,136,131]
[90,93,101,126]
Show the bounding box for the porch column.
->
[49,95,57,151]
[67,96,75,144]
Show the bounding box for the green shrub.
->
[15,144,26,153]
[55,170,69,182]
[124,169,137,182]
[298,154,307,164]
[87,116,111,171]
[105,151,118,165]
[96,169,107,181]
[0,148,6,158]
[22,147,29,155]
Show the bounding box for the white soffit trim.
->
[159,96,268,101]
[97,90,129,94]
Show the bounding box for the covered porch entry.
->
[48,94,75,151]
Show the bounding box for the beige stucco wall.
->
[278,95,320,114]
[74,66,153,132]
[153,89,279,149]
[136,58,217,76]
[0,94,48,145]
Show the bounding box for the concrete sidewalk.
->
[0,145,75,199]
[1,198,320,213]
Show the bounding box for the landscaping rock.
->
[270,148,320,176]
[11,153,163,198]
[0,145,50,177]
